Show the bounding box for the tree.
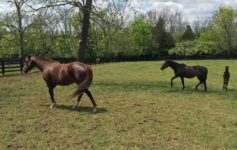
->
[130,16,152,56]
[181,25,195,41]
[89,0,134,58]
[78,0,92,62]
[193,18,210,37]
[0,0,34,58]
[152,17,175,56]
[29,0,93,61]
[214,7,237,57]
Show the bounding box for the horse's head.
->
[23,56,36,73]
[225,66,229,71]
[161,59,171,70]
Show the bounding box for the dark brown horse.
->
[161,60,208,91]
[222,66,230,91]
[23,56,97,111]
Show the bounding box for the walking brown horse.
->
[23,56,97,111]
[161,60,208,91]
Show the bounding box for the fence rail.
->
[0,59,23,75]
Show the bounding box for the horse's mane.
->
[35,56,59,63]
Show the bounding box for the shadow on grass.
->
[55,105,107,113]
[94,80,211,92]
[94,80,169,90]
[94,80,237,100]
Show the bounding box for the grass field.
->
[0,60,237,149]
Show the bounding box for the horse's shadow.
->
[40,104,107,113]
[55,105,107,114]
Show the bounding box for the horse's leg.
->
[222,80,225,91]
[47,83,56,108]
[203,73,208,91]
[181,77,185,90]
[195,76,202,90]
[222,79,226,91]
[84,88,97,112]
[196,76,207,91]
[225,79,229,91]
[202,75,207,91]
[195,82,202,90]
[48,88,56,108]
[226,81,229,90]
[171,76,178,88]
[203,80,207,91]
[222,81,226,91]
[72,93,84,109]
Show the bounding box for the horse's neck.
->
[169,61,179,71]
[34,59,51,72]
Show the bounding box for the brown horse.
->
[23,56,97,111]
[161,60,208,91]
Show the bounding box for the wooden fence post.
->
[1,60,4,75]
[20,59,23,72]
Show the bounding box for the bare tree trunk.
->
[78,0,92,62]
[14,0,24,58]
[227,35,232,58]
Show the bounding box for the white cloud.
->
[1,0,237,23]
[143,0,237,23]
[0,2,14,14]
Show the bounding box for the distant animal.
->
[23,56,97,112]
[161,59,208,91]
[222,66,230,91]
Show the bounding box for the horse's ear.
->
[31,56,37,61]
[24,56,30,61]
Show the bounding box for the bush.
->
[168,40,217,56]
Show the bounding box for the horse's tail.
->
[70,65,93,98]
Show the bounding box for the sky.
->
[137,0,237,22]
[0,0,237,23]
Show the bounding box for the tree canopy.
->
[0,1,237,60]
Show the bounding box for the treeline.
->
[0,0,237,61]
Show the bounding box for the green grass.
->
[0,60,237,149]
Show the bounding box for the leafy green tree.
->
[152,17,175,56]
[130,16,153,56]
[214,7,237,57]
[0,28,18,57]
[181,25,195,41]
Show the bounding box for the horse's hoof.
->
[49,103,56,109]
[93,107,97,112]
[72,105,77,109]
